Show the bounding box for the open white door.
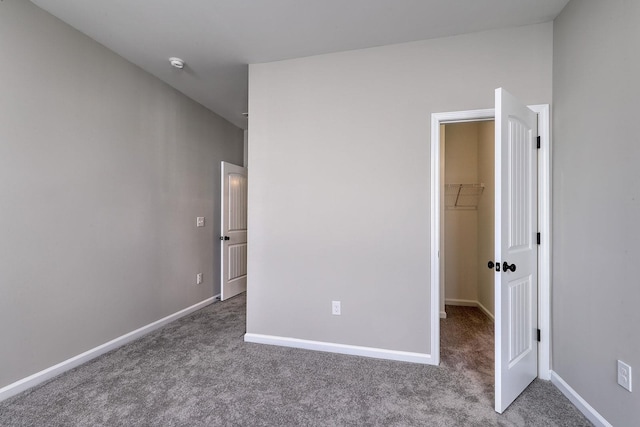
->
[220,162,247,301]
[494,88,538,413]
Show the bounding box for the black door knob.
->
[219,236,230,241]
[488,261,495,269]
[502,261,516,272]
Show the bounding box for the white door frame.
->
[430,105,551,380]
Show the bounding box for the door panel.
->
[495,88,538,413]
[221,162,247,301]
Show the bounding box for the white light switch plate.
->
[196,217,205,227]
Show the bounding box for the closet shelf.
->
[445,183,485,209]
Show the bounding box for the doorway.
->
[429,101,552,409]
[439,119,496,402]
[441,120,495,320]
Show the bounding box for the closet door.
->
[494,88,538,414]
[220,162,248,301]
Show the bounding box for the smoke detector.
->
[169,57,185,69]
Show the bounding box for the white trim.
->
[439,126,446,322]
[0,297,216,402]
[430,113,441,365]
[244,333,433,365]
[529,104,552,380]
[445,298,478,306]
[243,130,249,168]
[444,299,495,321]
[550,371,612,427]
[430,105,551,380]
[477,301,495,322]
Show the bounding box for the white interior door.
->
[220,162,247,301]
[494,88,538,413]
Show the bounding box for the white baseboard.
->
[550,371,612,427]
[440,310,447,319]
[445,299,494,321]
[445,298,477,306]
[0,297,216,402]
[244,333,434,365]
[476,301,494,321]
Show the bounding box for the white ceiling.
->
[31,0,569,129]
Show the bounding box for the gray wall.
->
[553,0,640,424]
[0,0,243,389]
[247,23,552,355]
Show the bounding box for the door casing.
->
[429,105,551,380]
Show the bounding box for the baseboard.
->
[445,299,495,321]
[476,301,495,322]
[550,371,612,427]
[244,333,434,365]
[445,298,477,307]
[0,297,216,403]
[440,310,447,319]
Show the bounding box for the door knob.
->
[502,261,516,272]
[487,261,495,269]
[220,236,230,241]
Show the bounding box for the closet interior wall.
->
[443,121,494,318]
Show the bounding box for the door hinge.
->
[537,136,541,149]
[537,232,541,245]
[537,329,541,342]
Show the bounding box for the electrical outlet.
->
[332,301,341,315]
[196,273,203,285]
[196,217,205,227]
[618,360,632,392]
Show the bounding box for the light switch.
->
[196,217,205,227]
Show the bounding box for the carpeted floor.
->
[0,296,591,426]
[440,305,496,405]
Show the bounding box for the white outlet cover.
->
[332,301,341,315]
[196,217,205,227]
[196,273,203,285]
[618,360,632,392]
